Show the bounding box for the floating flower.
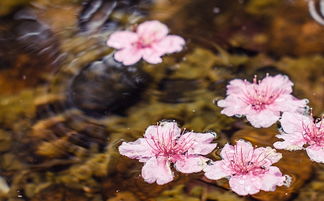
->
[217,74,308,128]
[118,121,217,185]
[274,112,324,163]
[204,140,291,196]
[107,20,185,65]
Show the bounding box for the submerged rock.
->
[69,54,150,117]
[0,8,61,95]
[157,78,201,103]
[17,111,108,166]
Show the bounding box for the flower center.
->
[226,147,270,176]
[302,119,324,147]
[136,40,152,49]
[242,77,283,111]
[145,127,194,161]
[135,36,159,49]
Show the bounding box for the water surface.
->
[0,0,323,201]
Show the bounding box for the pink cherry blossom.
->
[274,112,324,163]
[118,121,217,185]
[204,140,291,196]
[107,20,185,65]
[217,74,308,128]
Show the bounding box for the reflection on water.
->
[0,0,323,201]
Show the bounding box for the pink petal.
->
[246,110,280,128]
[306,146,324,163]
[236,140,254,155]
[218,80,252,116]
[253,147,282,166]
[220,140,255,163]
[259,74,293,94]
[137,20,169,41]
[204,160,231,180]
[179,132,217,155]
[141,156,173,185]
[107,31,138,49]
[119,138,154,160]
[271,94,308,113]
[220,143,235,159]
[260,166,286,192]
[229,175,262,196]
[114,47,142,65]
[217,80,252,115]
[142,48,163,64]
[274,131,305,151]
[229,140,255,163]
[144,121,181,140]
[154,35,185,54]
[217,96,249,116]
[175,156,209,173]
[280,112,312,134]
[226,79,251,96]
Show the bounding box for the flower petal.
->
[118,138,154,160]
[141,156,173,185]
[175,156,208,173]
[274,112,310,150]
[217,79,253,116]
[271,94,308,113]
[306,146,324,163]
[280,112,312,134]
[107,31,138,49]
[253,147,282,166]
[144,121,181,140]
[260,166,286,192]
[220,143,235,159]
[179,132,217,155]
[273,133,305,151]
[142,48,163,64]
[154,35,185,54]
[234,140,255,159]
[246,110,280,128]
[114,47,142,65]
[259,74,293,94]
[226,79,251,96]
[204,160,231,180]
[137,20,169,41]
[229,175,262,196]
[217,96,249,117]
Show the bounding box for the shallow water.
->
[0,0,323,200]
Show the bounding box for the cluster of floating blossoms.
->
[107,20,185,65]
[204,140,291,196]
[274,112,324,163]
[217,74,308,128]
[109,20,322,196]
[118,121,291,195]
[119,122,217,185]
